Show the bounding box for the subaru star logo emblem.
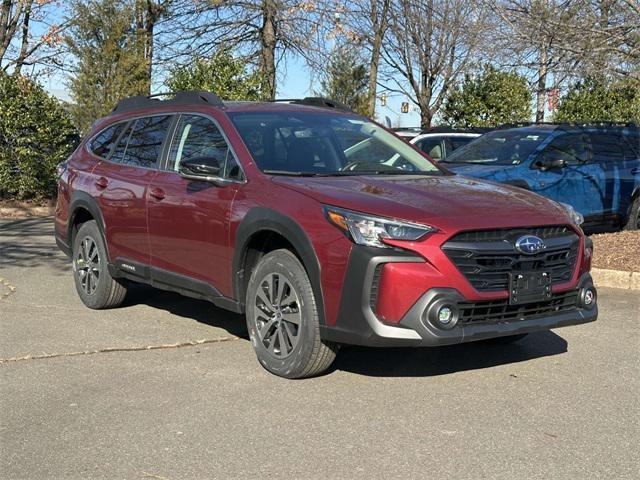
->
[515,235,546,255]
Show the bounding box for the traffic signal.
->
[380,93,387,107]
[401,102,409,113]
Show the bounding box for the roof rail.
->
[497,120,637,130]
[111,91,225,114]
[272,97,354,113]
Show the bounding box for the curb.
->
[591,268,640,290]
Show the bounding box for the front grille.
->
[459,290,579,325]
[443,226,579,291]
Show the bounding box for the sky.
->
[42,53,421,127]
[19,3,420,128]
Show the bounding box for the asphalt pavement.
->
[1,217,638,479]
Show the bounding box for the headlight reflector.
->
[325,206,435,248]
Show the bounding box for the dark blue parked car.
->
[443,124,640,232]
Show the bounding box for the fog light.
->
[584,289,595,306]
[438,306,453,325]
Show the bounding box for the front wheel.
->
[245,249,338,379]
[624,196,639,230]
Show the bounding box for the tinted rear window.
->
[122,115,173,168]
[90,123,126,158]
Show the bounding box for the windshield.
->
[443,130,550,165]
[228,111,441,176]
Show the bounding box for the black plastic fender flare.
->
[232,207,325,324]
[68,191,110,261]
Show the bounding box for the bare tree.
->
[155,1,335,100]
[380,0,488,127]
[333,0,391,117]
[1,0,68,75]
[134,0,170,93]
[0,0,28,63]
[489,0,639,122]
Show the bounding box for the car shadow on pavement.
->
[125,283,568,378]
[123,283,248,338]
[330,331,568,377]
[0,216,71,271]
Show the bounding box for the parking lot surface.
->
[1,217,639,479]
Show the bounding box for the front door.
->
[147,113,244,298]
[531,133,603,221]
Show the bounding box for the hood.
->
[272,174,572,233]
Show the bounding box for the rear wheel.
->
[245,249,338,379]
[72,220,128,309]
[623,196,639,230]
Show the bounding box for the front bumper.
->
[321,246,598,347]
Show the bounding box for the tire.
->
[245,249,339,379]
[72,220,128,309]
[624,196,640,230]
[481,334,528,345]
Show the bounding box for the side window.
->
[545,134,588,165]
[621,134,640,160]
[590,133,623,163]
[122,115,172,169]
[167,115,243,180]
[416,138,443,160]
[450,136,474,151]
[90,123,126,158]
[110,122,134,164]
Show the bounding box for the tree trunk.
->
[0,0,25,63]
[13,0,31,75]
[535,45,547,123]
[260,0,277,100]
[367,33,381,117]
[144,2,156,94]
[366,0,390,118]
[420,103,432,128]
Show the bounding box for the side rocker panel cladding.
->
[233,208,326,325]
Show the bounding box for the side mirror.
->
[178,156,224,183]
[536,151,567,171]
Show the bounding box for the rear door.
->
[91,115,172,265]
[587,132,626,220]
[147,113,244,297]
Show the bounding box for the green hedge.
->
[0,72,79,200]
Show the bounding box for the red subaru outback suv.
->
[55,92,598,378]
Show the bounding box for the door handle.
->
[149,187,165,200]
[631,167,640,175]
[95,177,108,189]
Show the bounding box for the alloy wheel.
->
[75,236,100,295]
[253,273,301,358]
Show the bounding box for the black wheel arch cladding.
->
[233,207,326,325]
[68,192,110,262]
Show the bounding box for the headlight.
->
[559,202,584,226]
[325,206,436,248]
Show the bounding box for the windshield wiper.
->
[262,169,323,177]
